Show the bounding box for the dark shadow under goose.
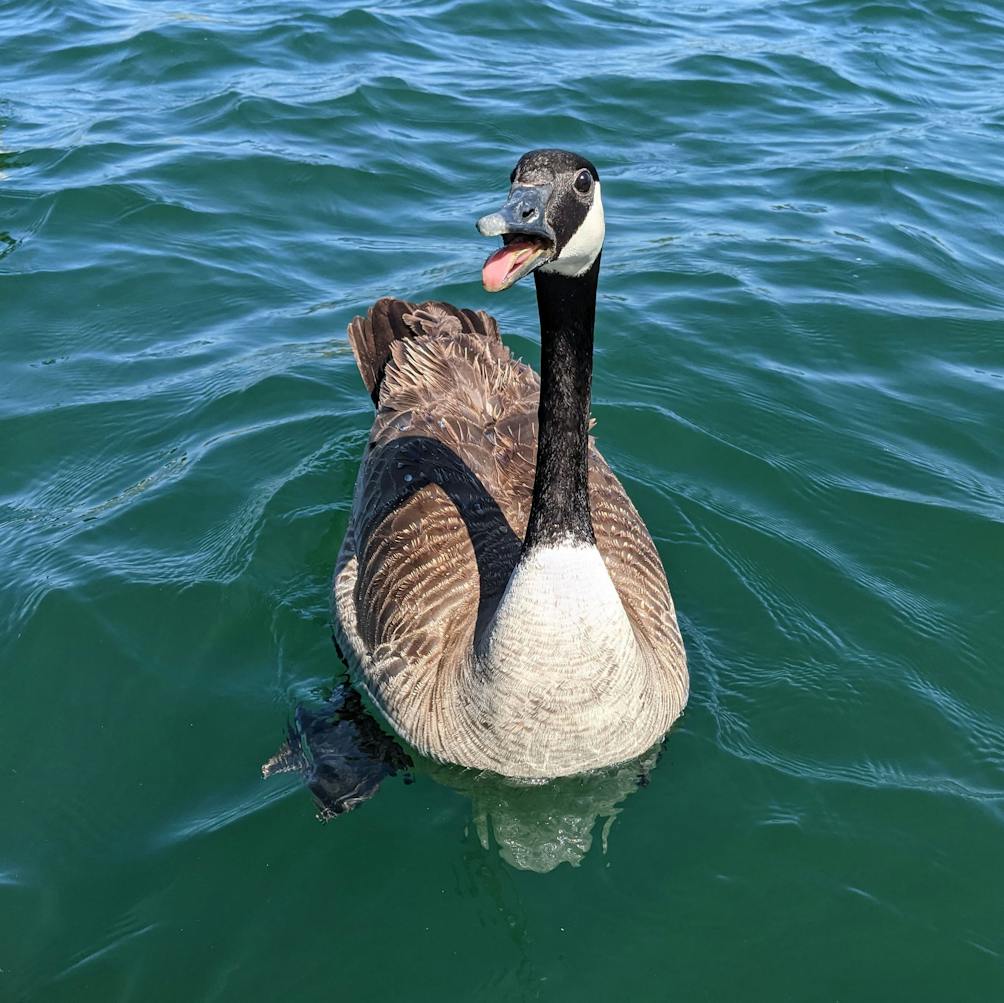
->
[262,675,666,872]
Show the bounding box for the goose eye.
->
[574,170,592,194]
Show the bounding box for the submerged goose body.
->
[333,150,688,779]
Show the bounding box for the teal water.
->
[3,0,1003,998]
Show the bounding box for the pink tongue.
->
[482,241,538,292]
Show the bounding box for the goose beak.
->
[477,185,556,292]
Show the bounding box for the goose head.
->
[477,149,605,292]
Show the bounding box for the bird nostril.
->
[521,207,536,221]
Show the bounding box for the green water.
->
[2,0,1003,999]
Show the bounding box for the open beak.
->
[476,185,556,292]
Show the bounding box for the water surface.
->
[2,0,1003,999]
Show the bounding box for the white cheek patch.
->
[540,183,605,277]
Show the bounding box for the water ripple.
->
[2,0,1003,993]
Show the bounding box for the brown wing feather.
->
[335,301,537,729]
[587,449,688,691]
[347,297,500,406]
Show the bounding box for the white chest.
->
[458,541,660,776]
[480,541,639,671]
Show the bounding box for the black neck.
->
[522,254,601,552]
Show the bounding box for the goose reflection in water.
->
[262,677,662,874]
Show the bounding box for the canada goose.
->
[332,148,688,779]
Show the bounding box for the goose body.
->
[332,151,688,779]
